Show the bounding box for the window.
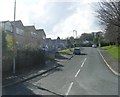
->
[5,22,13,32]
[31,32,37,37]
[16,28,24,35]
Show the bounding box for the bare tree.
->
[97,0,120,27]
[96,0,120,45]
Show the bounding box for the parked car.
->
[42,47,48,51]
[92,44,97,48]
[73,48,81,55]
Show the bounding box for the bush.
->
[16,49,46,70]
[2,49,47,76]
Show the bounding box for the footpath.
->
[2,60,59,88]
[2,53,74,88]
[98,47,120,76]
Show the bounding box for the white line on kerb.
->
[81,58,87,68]
[65,82,74,96]
[75,69,81,78]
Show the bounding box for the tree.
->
[66,37,74,48]
[97,1,120,27]
[78,33,93,47]
[96,0,120,45]
[80,33,93,42]
[105,24,118,45]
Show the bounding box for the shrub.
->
[16,49,46,70]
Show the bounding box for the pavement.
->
[2,53,73,88]
[2,60,59,88]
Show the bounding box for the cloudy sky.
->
[0,0,102,39]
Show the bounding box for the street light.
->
[73,30,77,47]
[13,0,16,74]
[73,30,77,38]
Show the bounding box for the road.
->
[3,47,118,95]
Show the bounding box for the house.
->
[1,21,13,34]
[1,21,15,49]
[51,37,66,51]
[45,38,54,51]
[1,20,47,50]
[10,20,25,49]
[24,26,39,49]
[36,29,46,49]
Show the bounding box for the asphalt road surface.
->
[3,47,118,96]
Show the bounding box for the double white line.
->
[65,58,87,96]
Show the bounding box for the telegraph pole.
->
[13,0,16,74]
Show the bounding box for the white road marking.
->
[81,58,87,68]
[65,82,74,96]
[65,58,87,96]
[75,58,87,78]
[97,48,120,76]
[75,69,81,78]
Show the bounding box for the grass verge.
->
[102,46,119,59]
[58,48,73,55]
[55,48,73,58]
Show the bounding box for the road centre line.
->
[75,69,81,78]
[65,82,74,96]
[75,58,87,78]
[65,58,87,96]
[81,58,87,68]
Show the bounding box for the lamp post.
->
[73,30,77,38]
[73,30,77,47]
[13,0,16,74]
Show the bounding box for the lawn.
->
[58,48,73,55]
[55,48,73,58]
[102,46,119,59]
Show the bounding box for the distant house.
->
[36,29,46,49]
[45,38,54,51]
[51,37,66,51]
[55,37,66,50]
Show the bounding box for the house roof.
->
[0,20,9,23]
[10,20,25,29]
[36,29,46,36]
[25,26,36,32]
[46,38,51,42]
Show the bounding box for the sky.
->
[0,0,102,39]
